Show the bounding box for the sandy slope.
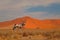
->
[0,16,60,30]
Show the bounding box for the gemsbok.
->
[13,22,25,30]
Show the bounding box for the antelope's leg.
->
[13,26,17,30]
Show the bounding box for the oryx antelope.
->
[13,22,25,30]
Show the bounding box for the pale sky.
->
[0,0,60,22]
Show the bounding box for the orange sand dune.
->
[0,16,60,30]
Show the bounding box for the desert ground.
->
[0,28,60,40]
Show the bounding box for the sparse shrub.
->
[52,32,60,38]
[22,32,28,37]
[28,32,35,36]
[29,36,31,39]
[41,32,50,37]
